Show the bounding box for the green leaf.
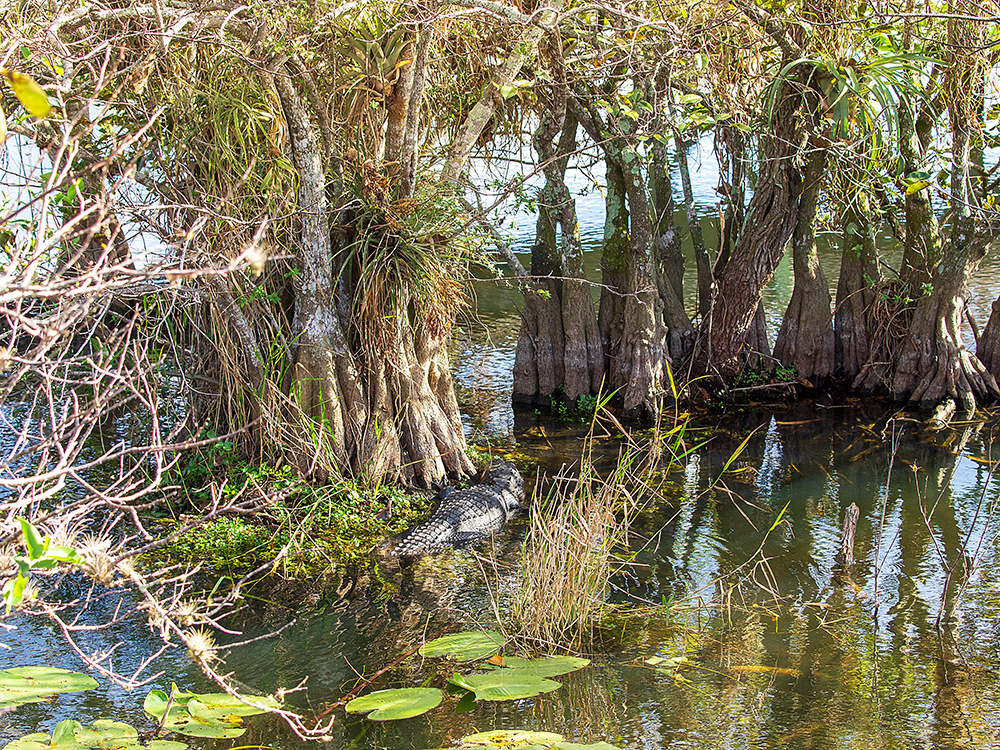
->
[73,720,143,749]
[419,630,505,661]
[19,519,46,559]
[345,688,443,720]
[462,730,564,747]
[143,686,277,739]
[44,545,85,565]
[454,689,477,713]
[0,667,98,709]
[2,719,188,750]
[49,720,82,749]
[185,692,280,718]
[2,732,57,750]
[905,180,931,195]
[447,671,561,701]
[488,656,589,678]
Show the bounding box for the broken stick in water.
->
[836,502,860,567]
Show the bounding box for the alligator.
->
[386,460,525,557]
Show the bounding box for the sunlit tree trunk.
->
[440,0,560,185]
[647,69,693,367]
[897,89,942,292]
[676,133,713,321]
[514,91,604,404]
[572,97,668,415]
[716,126,747,272]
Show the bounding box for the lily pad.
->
[488,655,590,678]
[0,667,98,709]
[345,687,443,720]
[447,671,561,701]
[419,630,505,661]
[2,719,187,750]
[461,730,564,747]
[144,685,279,738]
[432,729,621,750]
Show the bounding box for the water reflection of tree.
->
[637,405,1000,747]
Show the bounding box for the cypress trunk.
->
[773,145,833,385]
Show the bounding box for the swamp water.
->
[5,400,1000,750]
[8,141,1000,749]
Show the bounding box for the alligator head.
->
[485,460,525,511]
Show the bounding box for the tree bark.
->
[834,192,884,388]
[977,298,1000,378]
[890,1,999,409]
[898,90,942,292]
[692,78,803,381]
[571,97,666,414]
[399,24,434,198]
[383,39,415,164]
[514,82,603,404]
[440,1,559,185]
[646,70,694,367]
[716,126,747,272]
[274,71,352,474]
[773,145,833,385]
[676,132,713,320]
[598,160,630,388]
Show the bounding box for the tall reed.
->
[511,440,638,651]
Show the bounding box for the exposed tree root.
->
[891,290,998,409]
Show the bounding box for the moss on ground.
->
[150,453,436,576]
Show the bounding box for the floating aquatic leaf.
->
[729,664,800,677]
[447,671,560,701]
[345,687,443,720]
[553,743,621,750]
[419,630,505,661]
[454,689,477,714]
[461,730,564,747]
[143,685,278,738]
[186,691,280,718]
[487,655,589,678]
[0,667,98,709]
[2,719,188,750]
[1,69,51,119]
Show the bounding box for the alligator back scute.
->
[388,461,525,557]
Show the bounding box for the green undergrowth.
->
[152,451,435,576]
